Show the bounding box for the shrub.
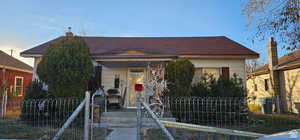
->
[37,36,94,97]
[165,60,195,96]
[25,80,47,100]
[170,73,248,126]
[191,73,245,97]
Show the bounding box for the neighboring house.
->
[247,38,300,113]
[21,31,258,108]
[0,50,33,98]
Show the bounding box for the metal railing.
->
[139,98,175,140]
[160,120,265,139]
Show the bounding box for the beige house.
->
[247,38,300,113]
[21,31,258,108]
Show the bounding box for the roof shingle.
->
[21,36,259,59]
[0,50,33,72]
[251,50,300,75]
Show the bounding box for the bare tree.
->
[246,59,264,73]
[242,0,300,50]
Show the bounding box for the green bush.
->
[25,80,47,100]
[191,73,245,97]
[165,60,195,96]
[37,36,94,97]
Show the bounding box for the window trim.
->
[14,76,24,96]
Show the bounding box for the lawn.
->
[0,119,111,140]
[145,113,300,140]
[242,113,300,134]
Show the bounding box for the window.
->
[254,84,258,91]
[203,68,221,79]
[192,68,221,84]
[264,79,269,91]
[14,76,24,96]
[192,68,203,84]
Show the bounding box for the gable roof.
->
[251,50,300,75]
[21,36,259,59]
[0,50,33,73]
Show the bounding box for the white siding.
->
[101,66,128,91]
[190,59,246,82]
[33,57,42,80]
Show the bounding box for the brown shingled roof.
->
[251,50,300,75]
[21,36,259,59]
[0,50,33,72]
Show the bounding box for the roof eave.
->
[179,54,259,59]
[20,53,43,58]
[0,65,33,73]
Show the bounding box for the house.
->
[247,37,300,113]
[0,50,33,98]
[21,31,258,108]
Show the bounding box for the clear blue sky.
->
[0,0,290,66]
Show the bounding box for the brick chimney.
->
[65,27,73,37]
[268,37,282,113]
[268,37,278,69]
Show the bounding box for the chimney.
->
[65,27,73,37]
[268,37,278,69]
[268,37,282,113]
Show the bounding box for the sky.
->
[0,0,291,66]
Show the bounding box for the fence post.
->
[137,91,142,140]
[135,84,144,140]
[84,91,90,140]
[1,89,7,117]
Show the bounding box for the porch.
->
[96,60,167,109]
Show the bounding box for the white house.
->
[21,31,259,108]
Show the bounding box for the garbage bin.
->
[262,98,273,114]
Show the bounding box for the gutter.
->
[0,65,33,74]
[20,53,42,58]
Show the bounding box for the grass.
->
[145,113,300,139]
[241,113,300,134]
[0,119,111,139]
[145,128,253,140]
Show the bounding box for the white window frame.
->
[14,76,24,96]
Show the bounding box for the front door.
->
[127,68,145,108]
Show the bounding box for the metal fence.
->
[139,96,266,140]
[0,97,85,139]
[163,97,249,128]
[162,96,300,135]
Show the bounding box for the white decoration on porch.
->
[144,64,168,117]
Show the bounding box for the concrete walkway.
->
[99,110,138,140]
[95,109,175,140]
[106,127,137,140]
